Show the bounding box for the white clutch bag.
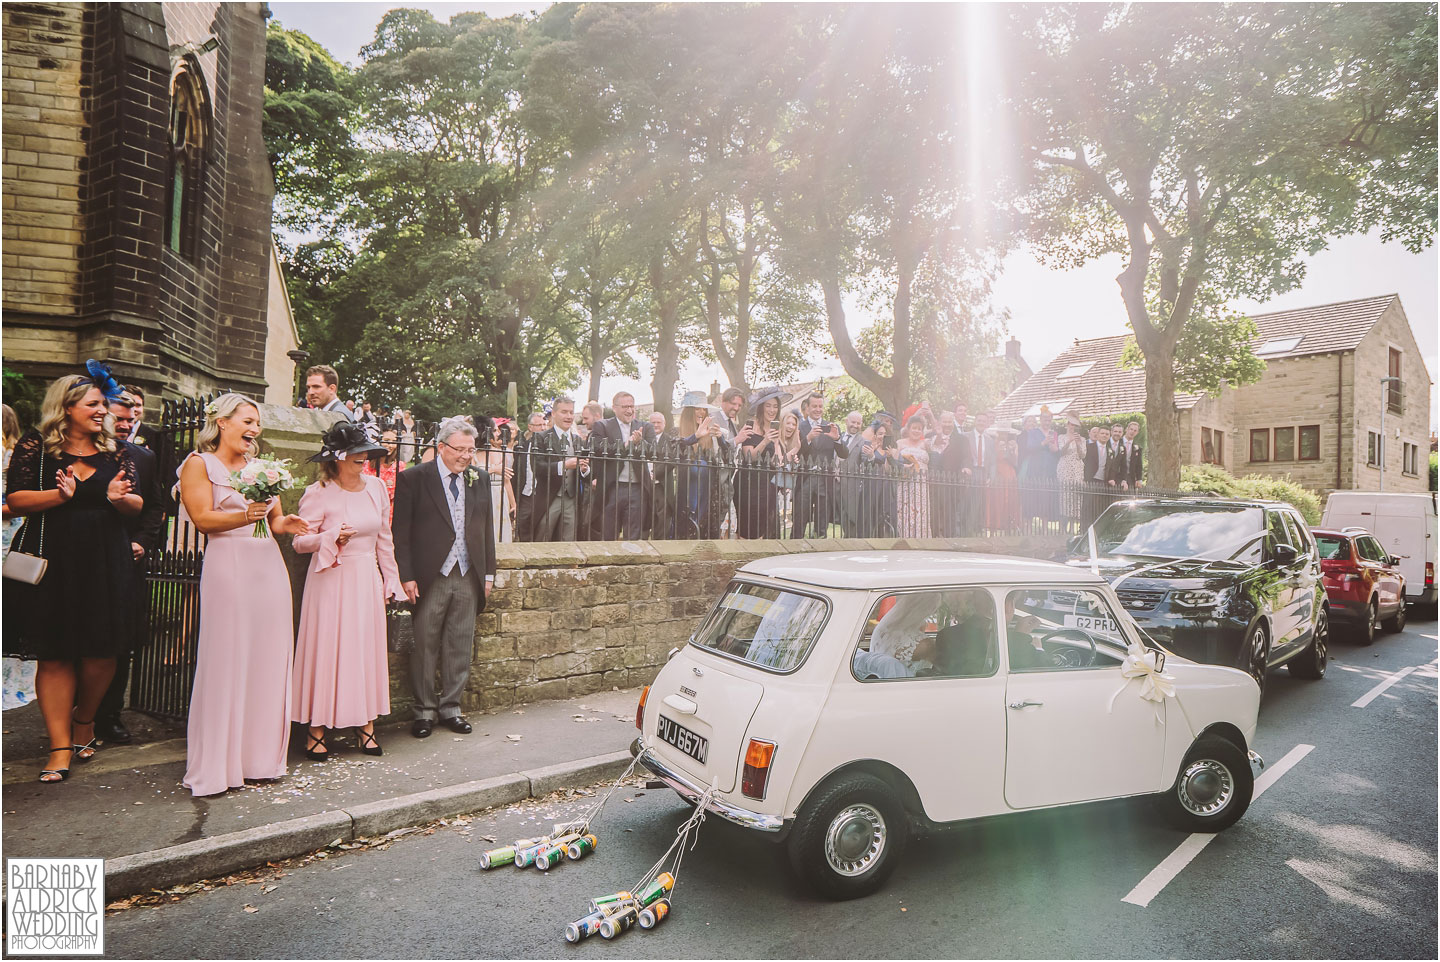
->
[2,550,46,585]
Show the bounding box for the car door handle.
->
[1008,699,1044,710]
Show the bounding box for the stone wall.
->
[380,534,1067,719]
[1350,299,1432,493]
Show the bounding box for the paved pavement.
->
[2,688,643,895]
[94,614,1438,959]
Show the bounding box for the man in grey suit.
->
[393,418,496,738]
[534,397,589,541]
[960,410,997,535]
[836,411,868,537]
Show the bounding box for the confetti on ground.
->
[243,905,258,913]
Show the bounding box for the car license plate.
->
[656,714,708,764]
[1065,614,1119,634]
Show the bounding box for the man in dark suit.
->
[959,410,996,535]
[589,391,656,540]
[393,418,496,739]
[1082,426,1111,529]
[1107,420,1144,490]
[932,410,965,536]
[792,393,842,538]
[511,411,548,542]
[95,393,165,745]
[533,398,588,541]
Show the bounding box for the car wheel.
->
[1383,599,1407,633]
[1155,735,1255,833]
[1243,622,1270,697]
[1289,607,1328,679]
[1357,599,1378,646]
[787,772,909,901]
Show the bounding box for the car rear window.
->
[1315,536,1350,560]
[690,582,830,673]
[1093,503,1265,562]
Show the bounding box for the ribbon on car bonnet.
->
[1108,643,1176,725]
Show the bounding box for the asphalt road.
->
[102,615,1438,959]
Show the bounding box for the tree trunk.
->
[820,275,902,414]
[1142,348,1180,489]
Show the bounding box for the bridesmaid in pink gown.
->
[179,394,310,797]
[291,421,404,759]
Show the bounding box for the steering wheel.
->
[1037,628,1098,669]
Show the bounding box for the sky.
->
[270,1,1439,429]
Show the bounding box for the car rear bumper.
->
[1326,597,1370,621]
[1248,750,1265,780]
[631,737,785,833]
[1407,585,1437,605]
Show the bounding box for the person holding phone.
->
[735,386,790,538]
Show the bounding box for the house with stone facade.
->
[993,294,1433,495]
[2,1,299,405]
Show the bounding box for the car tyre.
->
[1242,622,1269,698]
[1383,599,1407,633]
[1288,607,1328,679]
[1357,599,1378,646]
[1155,735,1254,833]
[787,772,909,901]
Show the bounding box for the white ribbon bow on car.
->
[1108,643,1176,724]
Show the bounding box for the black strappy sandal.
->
[39,747,73,783]
[71,715,99,762]
[354,727,383,757]
[303,729,330,761]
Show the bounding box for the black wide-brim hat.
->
[747,385,792,410]
[309,420,386,463]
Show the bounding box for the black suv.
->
[1066,497,1329,695]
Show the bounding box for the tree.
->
[1009,3,1437,486]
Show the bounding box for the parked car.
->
[1321,491,1436,609]
[1312,527,1407,643]
[1065,497,1329,695]
[633,551,1265,900]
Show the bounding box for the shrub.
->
[1179,464,1323,524]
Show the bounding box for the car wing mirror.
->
[1152,649,1165,673]
[1272,543,1298,565]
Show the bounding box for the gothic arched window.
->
[166,60,210,259]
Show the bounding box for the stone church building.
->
[2,1,299,404]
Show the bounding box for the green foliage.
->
[1179,464,1324,524]
[1429,451,1437,491]
[822,376,883,426]
[1,365,44,429]
[1118,311,1267,398]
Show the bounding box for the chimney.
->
[710,380,722,403]
[1005,337,1021,361]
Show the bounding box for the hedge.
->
[1179,464,1323,524]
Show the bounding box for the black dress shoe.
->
[440,716,472,734]
[96,718,132,745]
[411,719,433,739]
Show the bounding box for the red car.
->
[1313,527,1407,645]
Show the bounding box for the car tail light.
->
[636,686,649,731]
[741,739,777,800]
[1427,562,1435,587]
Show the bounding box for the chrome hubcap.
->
[1178,759,1235,816]
[824,804,886,876]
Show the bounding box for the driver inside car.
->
[1001,593,1048,671]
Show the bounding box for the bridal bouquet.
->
[230,457,296,538]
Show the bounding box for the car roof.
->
[737,551,1109,591]
[1116,496,1292,511]
[1312,528,1369,538]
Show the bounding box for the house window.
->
[1254,335,1303,357]
[1055,362,1095,380]
[1298,425,1320,461]
[1403,442,1419,476]
[166,59,210,259]
[1249,429,1269,462]
[1022,399,1076,417]
[1388,348,1404,414]
[1200,428,1224,466]
[1367,430,1382,468]
[1274,427,1295,461]
[1214,430,1224,466]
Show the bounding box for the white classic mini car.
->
[633,552,1266,899]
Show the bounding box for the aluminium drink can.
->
[564,909,608,943]
[599,903,638,939]
[637,898,670,930]
[479,845,516,870]
[635,872,675,907]
[514,839,550,868]
[534,845,565,871]
[566,834,598,860]
[588,891,633,914]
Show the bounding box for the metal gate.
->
[129,395,213,719]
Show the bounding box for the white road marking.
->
[1122,743,1315,908]
[1351,665,1421,708]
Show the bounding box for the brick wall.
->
[380,535,1068,719]
[2,2,86,317]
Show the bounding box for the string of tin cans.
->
[564,780,718,943]
[478,755,643,873]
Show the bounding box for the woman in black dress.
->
[734,387,789,539]
[4,374,141,782]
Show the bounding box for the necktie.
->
[449,473,460,500]
[975,433,983,468]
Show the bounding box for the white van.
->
[1322,491,1437,607]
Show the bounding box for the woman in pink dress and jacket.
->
[292,421,405,759]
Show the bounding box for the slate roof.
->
[993,294,1398,420]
